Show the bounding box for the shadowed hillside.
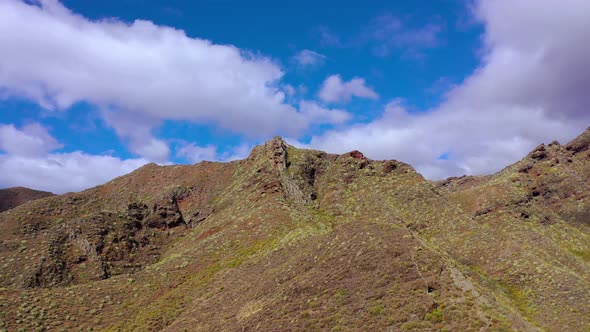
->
[0,129,589,331]
[0,187,54,213]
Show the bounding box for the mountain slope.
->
[0,130,589,331]
[0,187,54,212]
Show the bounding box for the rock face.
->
[348,150,365,159]
[0,186,54,212]
[0,132,589,331]
[565,126,590,154]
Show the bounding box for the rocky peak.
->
[247,136,289,168]
[565,126,590,155]
[529,143,549,161]
[268,136,289,169]
[347,150,366,159]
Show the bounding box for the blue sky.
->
[1,0,589,193]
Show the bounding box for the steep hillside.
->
[0,187,54,212]
[0,129,589,331]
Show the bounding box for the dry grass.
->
[0,131,589,331]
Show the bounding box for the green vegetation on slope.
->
[0,130,589,331]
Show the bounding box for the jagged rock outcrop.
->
[565,126,590,154]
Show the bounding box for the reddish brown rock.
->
[348,150,365,159]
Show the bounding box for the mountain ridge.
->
[0,187,54,213]
[0,128,589,331]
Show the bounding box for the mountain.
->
[0,129,589,331]
[0,187,54,212]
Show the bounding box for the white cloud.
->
[283,84,296,97]
[0,152,148,194]
[175,141,256,164]
[298,100,351,125]
[281,84,309,100]
[466,0,590,119]
[292,49,326,68]
[3,0,589,187]
[0,0,348,160]
[0,123,62,157]
[0,122,147,193]
[318,75,379,104]
[307,0,590,179]
[176,143,218,164]
[101,109,169,162]
[218,143,253,162]
[307,101,581,179]
[131,138,169,163]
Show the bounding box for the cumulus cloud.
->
[0,152,148,194]
[307,0,590,179]
[101,110,169,162]
[307,101,580,179]
[0,123,62,157]
[318,75,379,104]
[175,141,254,164]
[467,0,590,119]
[298,100,351,124]
[219,143,253,162]
[0,0,349,160]
[176,143,218,164]
[292,49,326,68]
[0,123,147,193]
